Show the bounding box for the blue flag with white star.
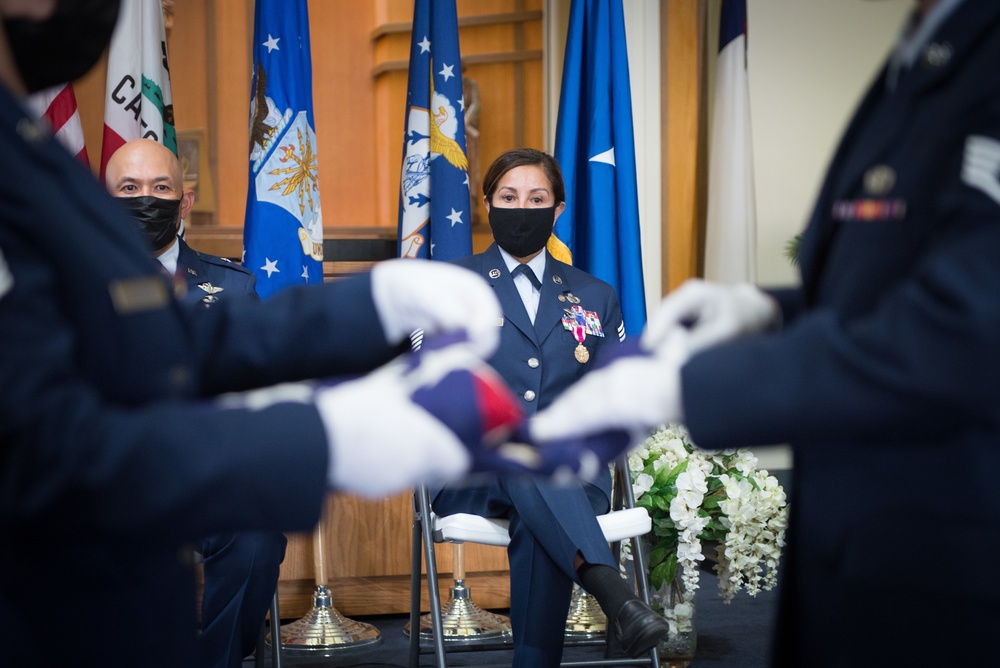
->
[553,0,646,335]
[243,0,323,298]
[397,0,472,260]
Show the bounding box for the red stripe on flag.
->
[41,85,77,134]
[100,126,127,183]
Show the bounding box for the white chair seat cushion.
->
[431,506,651,546]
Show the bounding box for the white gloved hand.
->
[316,359,472,498]
[643,279,778,354]
[371,259,501,359]
[530,330,691,443]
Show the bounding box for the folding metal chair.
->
[409,457,662,668]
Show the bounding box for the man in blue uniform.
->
[105,138,286,668]
[536,1,1000,665]
[434,149,669,666]
[0,2,510,664]
[107,138,259,308]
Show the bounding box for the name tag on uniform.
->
[109,276,170,314]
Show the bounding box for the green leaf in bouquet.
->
[650,551,677,590]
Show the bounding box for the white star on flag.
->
[418,36,431,53]
[301,265,310,280]
[262,258,280,277]
[447,208,464,226]
[263,34,280,52]
[589,147,616,166]
[439,63,455,82]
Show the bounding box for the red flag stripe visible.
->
[39,84,77,133]
[25,84,90,167]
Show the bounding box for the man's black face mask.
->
[116,195,181,252]
[3,0,121,94]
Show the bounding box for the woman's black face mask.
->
[488,206,556,258]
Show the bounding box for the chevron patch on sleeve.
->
[962,135,1000,205]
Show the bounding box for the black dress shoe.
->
[611,599,671,658]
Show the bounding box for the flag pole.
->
[270,501,381,653]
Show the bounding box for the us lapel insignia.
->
[921,42,952,70]
[863,165,895,195]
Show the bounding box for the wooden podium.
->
[276,493,510,619]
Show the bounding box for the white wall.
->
[747,0,911,286]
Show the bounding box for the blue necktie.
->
[512,263,541,290]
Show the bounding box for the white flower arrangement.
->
[627,424,788,614]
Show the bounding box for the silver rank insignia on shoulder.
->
[489,268,501,279]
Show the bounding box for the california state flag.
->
[99,0,176,179]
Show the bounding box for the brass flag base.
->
[406,579,513,646]
[268,585,381,653]
[564,584,607,640]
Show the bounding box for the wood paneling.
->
[663,1,708,292]
[277,494,510,618]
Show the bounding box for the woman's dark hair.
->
[481,148,566,205]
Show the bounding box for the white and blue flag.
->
[553,0,646,335]
[705,0,757,284]
[243,0,323,298]
[397,0,472,261]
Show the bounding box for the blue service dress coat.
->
[174,237,259,308]
[679,4,1000,666]
[434,244,624,666]
[0,83,401,666]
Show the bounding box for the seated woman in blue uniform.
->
[434,148,670,667]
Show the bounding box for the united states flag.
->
[25,84,89,166]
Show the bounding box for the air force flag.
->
[554,0,646,335]
[243,0,323,298]
[397,0,472,261]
